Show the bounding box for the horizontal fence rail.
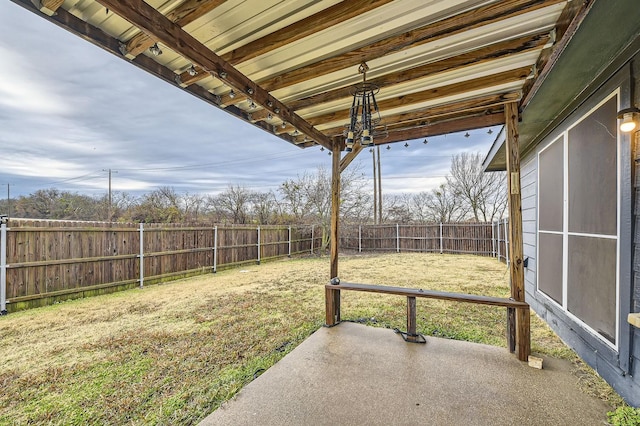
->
[0,220,321,313]
[340,221,509,259]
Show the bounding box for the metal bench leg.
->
[396,296,426,343]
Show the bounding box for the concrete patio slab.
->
[200,322,610,425]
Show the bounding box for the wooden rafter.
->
[96,0,333,149]
[316,92,520,138]
[123,0,228,59]
[224,0,394,65]
[31,0,63,15]
[282,33,550,114]
[381,113,504,144]
[174,0,395,88]
[254,0,564,93]
[292,67,530,129]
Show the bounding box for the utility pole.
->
[371,148,377,224]
[103,169,118,221]
[377,145,382,223]
[5,184,10,219]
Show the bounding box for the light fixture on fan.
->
[345,62,383,152]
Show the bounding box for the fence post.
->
[213,226,218,273]
[396,224,400,253]
[504,218,509,266]
[358,225,362,253]
[1,221,7,314]
[288,226,292,257]
[139,223,144,289]
[497,220,501,261]
[491,221,496,258]
[310,225,314,254]
[439,222,444,254]
[257,226,261,265]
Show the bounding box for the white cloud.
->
[0,46,71,115]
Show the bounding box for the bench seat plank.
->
[326,281,528,309]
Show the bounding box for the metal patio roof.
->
[14,0,589,156]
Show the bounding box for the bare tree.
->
[128,186,183,223]
[214,185,252,224]
[280,179,310,223]
[279,164,370,249]
[425,184,466,223]
[251,190,279,225]
[408,192,433,223]
[182,192,206,223]
[384,195,412,223]
[446,152,507,222]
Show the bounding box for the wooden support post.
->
[326,141,342,326]
[516,306,530,361]
[505,102,530,361]
[406,296,417,343]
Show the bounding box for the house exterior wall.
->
[521,58,640,407]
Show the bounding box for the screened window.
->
[537,93,619,346]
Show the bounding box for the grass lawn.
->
[0,253,626,424]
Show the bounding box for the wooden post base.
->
[325,287,340,326]
[516,306,530,362]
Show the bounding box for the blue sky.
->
[0,1,499,198]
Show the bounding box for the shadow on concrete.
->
[200,322,609,425]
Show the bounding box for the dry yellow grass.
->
[0,252,622,424]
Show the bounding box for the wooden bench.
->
[325,280,530,360]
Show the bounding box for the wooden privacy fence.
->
[0,219,320,313]
[340,220,510,259]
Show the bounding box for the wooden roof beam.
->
[290,67,531,129]
[122,0,228,59]
[316,92,521,137]
[224,0,394,65]
[284,33,549,113]
[171,0,395,89]
[257,0,565,93]
[381,113,505,144]
[96,0,333,150]
[30,0,63,16]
